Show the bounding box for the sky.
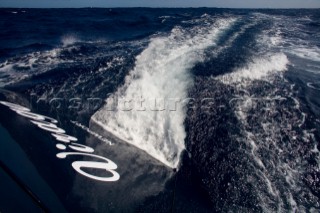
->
[0,0,320,8]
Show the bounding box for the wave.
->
[217,53,289,85]
[91,16,237,168]
[288,47,320,62]
[61,34,80,47]
[0,48,67,86]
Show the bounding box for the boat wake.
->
[91,16,237,168]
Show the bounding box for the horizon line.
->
[1,7,319,9]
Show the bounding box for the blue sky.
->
[0,0,320,8]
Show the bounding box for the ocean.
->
[0,8,320,212]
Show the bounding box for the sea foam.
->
[218,53,289,85]
[91,17,236,168]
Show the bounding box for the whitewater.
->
[91,16,237,168]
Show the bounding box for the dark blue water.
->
[0,8,320,212]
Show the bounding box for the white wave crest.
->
[218,53,289,85]
[91,17,236,168]
[61,35,79,47]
